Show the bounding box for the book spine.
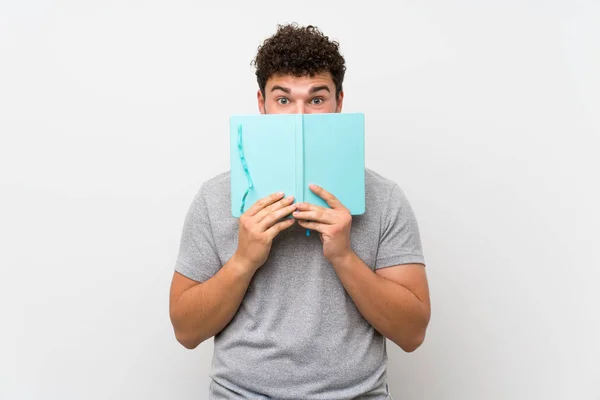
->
[295,114,304,203]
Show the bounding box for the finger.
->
[296,219,326,233]
[294,202,338,223]
[308,184,344,209]
[265,217,296,240]
[294,202,326,212]
[259,204,297,230]
[245,192,285,217]
[254,195,294,223]
[292,209,336,224]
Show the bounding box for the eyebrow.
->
[269,85,332,94]
[309,85,331,94]
[270,85,291,93]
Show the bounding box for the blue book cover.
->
[229,113,365,217]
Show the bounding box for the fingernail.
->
[277,192,284,196]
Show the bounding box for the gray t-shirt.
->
[175,168,425,399]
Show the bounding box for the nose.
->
[292,102,307,114]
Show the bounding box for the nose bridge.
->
[294,101,306,114]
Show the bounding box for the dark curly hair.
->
[252,23,346,99]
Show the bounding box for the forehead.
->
[265,72,335,93]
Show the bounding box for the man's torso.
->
[179,168,415,399]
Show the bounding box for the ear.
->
[257,89,266,114]
[335,90,344,113]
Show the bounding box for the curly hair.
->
[252,23,346,98]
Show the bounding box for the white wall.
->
[2,1,599,399]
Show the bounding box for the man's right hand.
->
[234,192,296,272]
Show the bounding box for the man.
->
[169,23,431,399]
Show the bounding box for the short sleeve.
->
[375,184,426,269]
[174,185,222,282]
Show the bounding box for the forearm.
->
[171,254,255,349]
[331,252,430,352]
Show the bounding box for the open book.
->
[229,112,365,217]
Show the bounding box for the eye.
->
[310,97,324,105]
[277,97,289,105]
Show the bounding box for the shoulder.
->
[199,171,230,198]
[187,171,231,215]
[365,168,398,193]
[190,171,230,201]
[362,168,420,232]
[364,168,407,210]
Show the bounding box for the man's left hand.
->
[293,184,353,264]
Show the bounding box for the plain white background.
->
[1,1,599,399]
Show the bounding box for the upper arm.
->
[174,184,222,283]
[375,184,425,269]
[170,184,222,321]
[376,264,430,313]
[374,183,430,313]
[169,271,200,316]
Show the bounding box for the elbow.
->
[398,331,426,353]
[399,304,431,352]
[177,336,199,350]
[174,330,204,350]
[170,308,205,349]
[171,317,206,350]
[392,313,430,353]
[180,340,201,350]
